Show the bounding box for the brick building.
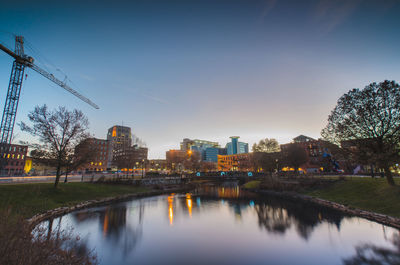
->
[280,135,341,173]
[0,143,28,176]
[75,138,109,172]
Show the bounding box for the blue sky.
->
[0,0,399,158]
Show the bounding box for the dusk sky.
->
[0,0,400,158]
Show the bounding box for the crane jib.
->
[29,64,99,109]
[0,35,99,145]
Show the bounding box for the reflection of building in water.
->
[186,194,192,218]
[97,202,145,257]
[168,195,174,225]
[200,185,241,199]
[100,206,127,237]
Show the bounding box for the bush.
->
[0,209,97,265]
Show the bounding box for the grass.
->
[242,180,261,189]
[0,182,150,218]
[305,177,400,218]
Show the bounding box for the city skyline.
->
[1,0,400,158]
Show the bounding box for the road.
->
[0,174,103,184]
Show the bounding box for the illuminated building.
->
[24,157,32,174]
[180,138,221,161]
[166,149,189,171]
[280,135,342,173]
[180,138,220,151]
[107,125,132,168]
[217,153,252,171]
[147,159,167,173]
[0,143,28,176]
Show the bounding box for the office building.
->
[226,136,249,155]
[107,125,132,167]
[204,147,227,162]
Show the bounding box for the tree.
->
[200,161,217,172]
[252,138,280,153]
[252,152,280,174]
[282,144,308,172]
[65,139,96,182]
[183,151,201,172]
[321,80,400,185]
[20,105,89,188]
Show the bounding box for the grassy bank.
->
[242,180,261,189]
[304,178,400,218]
[0,182,150,218]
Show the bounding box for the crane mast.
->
[0,35,99,145]
[0,37,26,144]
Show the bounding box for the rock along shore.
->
[28,187,192,228]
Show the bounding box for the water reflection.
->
[167,195,174,225]
[186,193,192,218]
[41,184,400,265]
[254,196,344,240]
[344,233,400,264]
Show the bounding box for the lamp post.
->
[142,159,145,178]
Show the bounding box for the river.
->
[39,182,400,265]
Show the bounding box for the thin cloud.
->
[141,92,171,105]
[313,0,362,34]
[259,0,277,23]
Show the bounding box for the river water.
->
[40,183,400,265]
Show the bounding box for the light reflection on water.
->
[40,183,400,265]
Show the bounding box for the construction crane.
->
[0,35,99,144]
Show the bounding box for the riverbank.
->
[244,177,400,228]
[304,177,400,218]
[0,182,151,219]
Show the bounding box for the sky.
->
[0,0,399,158]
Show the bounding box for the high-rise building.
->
[226,136,248,155]
[107,125,132,167]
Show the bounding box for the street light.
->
[142,159,145,178]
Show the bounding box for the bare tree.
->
[322,80,400,185]
[252,138,280,153]
[20,105,89,188]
